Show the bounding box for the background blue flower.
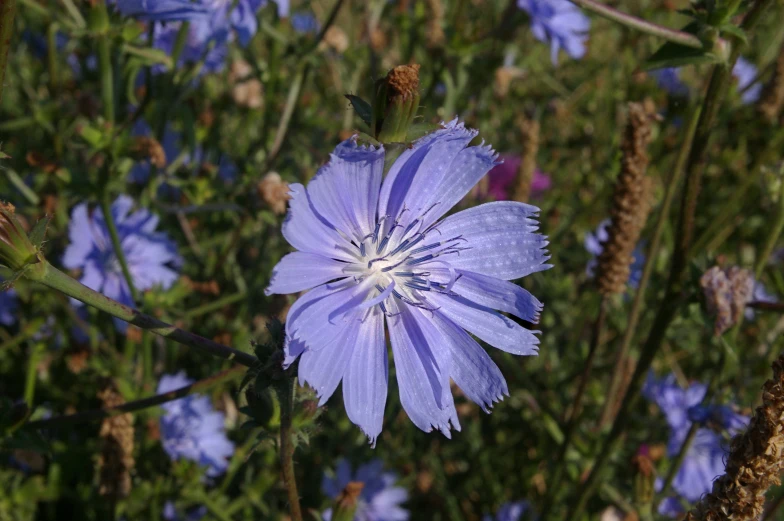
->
[733,57,762,104]
[517,0,590,64]
[157,371,235,477]
[483,501,530,521]
[322,459,409,521]
[0,284,18,326]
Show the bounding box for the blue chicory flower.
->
[483,501,530,521]
[517,0,590,65]
[62,195,181,331]
[644,373,749,516]
[291,12,320,34]
[157,371,235,477]
[266,120,552,443]
[162,500,207,521]
[732,57,762,104]
[650,67,688,97]
[113,0,211,22]
[0,281,18,326]
[322,459,409,521]
[584,219,645,289]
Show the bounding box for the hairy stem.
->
[26,367,244,428]
[30,262,257,367]
[276,377,303,521]
[568,0,705,49]
[598,106,702,429]
[0,0,17,104]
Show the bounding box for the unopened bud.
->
[332,482,365,521]
[374,64,421,143]
[0,203,41,274]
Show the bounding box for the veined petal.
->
[447,270,543,323]
[431,312,508,412]
[342,308,388,445]
[266,252,349,295]
[428,201,551,280]
[307,139,385,241]
[281,183,355,262]
[386,305,459,436]
[299,317,362,405]
[426,292,540,356]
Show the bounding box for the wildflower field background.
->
[1,0,784,520]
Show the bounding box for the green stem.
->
[29,262,257,367]
[100,192,140,304]
[142,331,153,388]
[598,106,702,429]
[265,64,308,169]
[564,2,776,515]
[540,297,607,519]
[0,0,17,104]
[568,0,706,49]
[300,0,346,57]
[754,174,784,280]
[5,169,40,205]
[276,377,302,521]
[47,23,60,95]
[184,291,247,319]
[26,367,244,428]
[0,319,45,352]
[92,1,114,123]
[24,342,43,404]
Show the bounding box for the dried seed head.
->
[257,172,291,215]
[700,266,754,336]
[130,137,167,169]
[97,383,135,499]
[596,103,655,296]
[229,59,264,109]
[322,26,349,54]
[512,117,540,203]
[685,355,784,521]
[758,42,784,122]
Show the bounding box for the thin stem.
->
[24,342,43,404]
[754,175,784,280]
[565,1,776,513]
[749,301,784,313]
[184,291,247,319]
[30,262,257,367]
[276,377,303,521]
[100,192,140,304]
[659,424,698,499]
[568,0,705,49]
[540,298,607,519]
[763,489,784,521]
[598,106,702,429]
[26,367,244,428]
[264,64,309,169]
[0,0,17,104]
[93,1,114,123]
[300,0,346,57]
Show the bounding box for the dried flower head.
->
[257,172,291,215]
[97,383,135,499]
[229,59,263,109]
[322,26,349,54]
[700,266,754,336]
[130,136,167,169]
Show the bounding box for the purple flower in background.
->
[157,372,234,477]
[517,0,590,65]
[644,373,749,516]
[322,459,409,521]
[266,120,551,443]
[291,12,320,34]
[746,281,777,320]
[0,283,18,326]
[62,195,180,331]
[477,155,551,201]
[114,0,210,21]
[484,501,530,521]
[732,57,762,104]
[651,67,688,96]
[163,501,207,521]
[130,119,184,184]
[584,219,645,288]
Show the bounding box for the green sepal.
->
[642,42,724,71]
[718,23,747,44]
[345,95,373,128]
[28,216,51,251]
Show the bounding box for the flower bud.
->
[0,202,41,273]
[331,482,365,521]
[374,64,421,143]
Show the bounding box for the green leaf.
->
[345,95,373,128]
[718,23,747,44]
[643,42,723,71]
[28,216,51,250]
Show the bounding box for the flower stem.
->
[540,297,607,519]
[754,172,784,280]
[0,0,17,104]
[276,376,303,521]
[92,0,114,123]
[26,366,244,428]
[598,105,702,429]
[24,342,44,405]
[29,261,257,367]
[568,0,704,49]
[100,192,141,304]
[564,3,776,517]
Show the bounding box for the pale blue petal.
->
[62,203,93,269]
[281,183,356,262]
[426,292,540,355]
[342,309,388,445]
[449,270,543,323]
[426,201,550,280]
[266,252,349,295]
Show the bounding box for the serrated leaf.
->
[28,216,51,250]
[643,42,723,71]
[345,95,373,128]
